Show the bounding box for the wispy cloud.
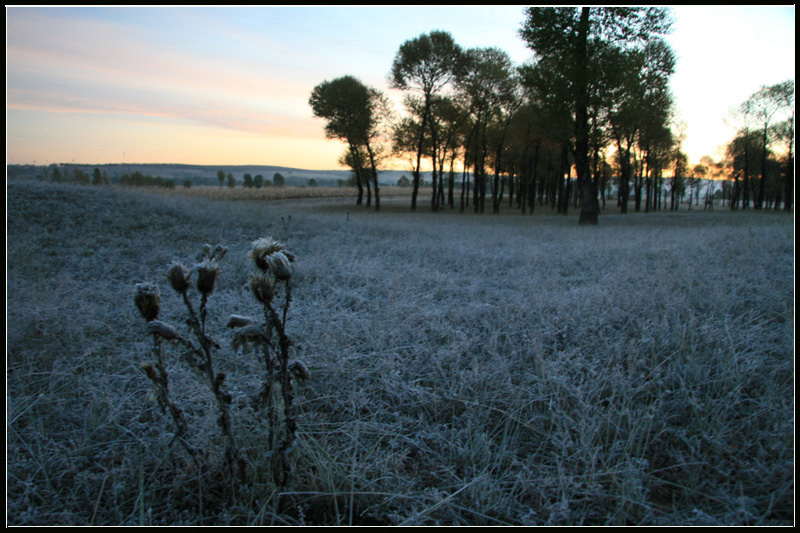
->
[6,6,795,167]
[7,7,322,136]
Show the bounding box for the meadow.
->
[6,179,794,525]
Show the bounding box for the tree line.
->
[215,170,289,189]
[725,80,794,211]
[310,7,794,222]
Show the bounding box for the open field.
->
[6,180,794,525]
[152,184,420,202]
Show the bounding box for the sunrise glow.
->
[6,6,795,170]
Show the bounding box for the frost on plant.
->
[229,237,305,488]
[134,238,308,490]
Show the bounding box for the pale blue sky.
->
[6,6,795,169]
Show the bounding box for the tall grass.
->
[6,180,794,525]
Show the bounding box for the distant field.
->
[156,184,419,202]
[7,180,794,525]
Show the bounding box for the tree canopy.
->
[309,75,387,210]
[305,9,793,219]
[519,7,674,224]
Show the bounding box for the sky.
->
[5,6,795,171]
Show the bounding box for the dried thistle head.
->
[249,237,285,271]
[232,323,269,352]
[212,244,228,261]
[167,262,191,294]
[195,259,220,295]
[249,273,275,304]
[199,243,228,262]
[134,282,160,322]
[267,251,293,281]
[227,315,255,328]
[147,319,180,340]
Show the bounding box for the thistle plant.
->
[135,239,308,490]
[136,244,246,483]
[135,282,195,457]
[227,237,306,488]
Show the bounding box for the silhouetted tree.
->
[310,75,388,210]
[390,30,463,211]
[520,7,673,224]
[747,81,793,209]
[455,47,520,214]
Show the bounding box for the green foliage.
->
[272,172,285,187]
[226,172,235,188]
[397,175,411,187]
[254,174,264,188]
[243,173,254,188]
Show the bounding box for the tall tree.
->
[519,53,575,214]
[457,47,520,214]
[773,115,794,211]
[310,75,387,210]
[339,145,370,206]
[728,99,759,209]
[748,81,791,209]
[428,95,469,210]
[519,7,673,224]
[725,129,761,210]
[390,30,462,211]
[764,80,794,211]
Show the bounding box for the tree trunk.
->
[411,96,431,212]
[575,8,599,225]
[784,158,794,211]
[363,139,381,211]
[757,123,768,209]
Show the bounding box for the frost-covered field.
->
[6,180,794,525]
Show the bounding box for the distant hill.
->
[7,163,435,188]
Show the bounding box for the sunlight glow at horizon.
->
[6,6,795,170]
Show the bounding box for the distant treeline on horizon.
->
[7,162,435,188]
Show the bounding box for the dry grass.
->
[6,180,794,525]
[153,184,419,202]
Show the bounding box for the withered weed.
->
[135,238,307,492]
